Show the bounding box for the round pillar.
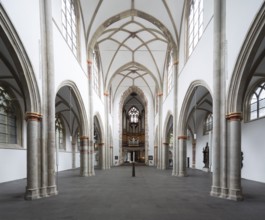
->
[25,112,42,200]
[178,136,188,177]
[80,136,89,176]
[227,113,243,201]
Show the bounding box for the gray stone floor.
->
[1,166,265,220]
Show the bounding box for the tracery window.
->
[55,115,65,150]
[93,52,100,95]
[249,82,265,120]
[61,0,77,56]
[167,51,173,95]
[187,0,203,57]
[128,106,139,123]
[0,86,17,144]
[203,113,213,135]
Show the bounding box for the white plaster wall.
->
[178,21,214,117]
[0,149,26,183]
[57,151,73,172]
[226,0,264,86]
[242,118,265,183]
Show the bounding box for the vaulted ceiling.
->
[79,0,185,101]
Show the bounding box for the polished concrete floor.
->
[1,166,265,220]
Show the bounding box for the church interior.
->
[0,0,265,219]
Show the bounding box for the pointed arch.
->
[163,111,173,143]
[227,2,265,113]
[0,4,41,113]
[56,80,88,136]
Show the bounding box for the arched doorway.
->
[163,114,173,169]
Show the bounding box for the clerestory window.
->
[61,0,77,56]
[187,0,203,57]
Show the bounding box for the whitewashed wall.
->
[242,118,265,183]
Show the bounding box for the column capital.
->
[87,60,92,65]
[25,112,42,121]
[104,91,109,96]
[226,112,242,121]
[178,135,188,140]
[163,142,169,145]
[98,142,104,146]
[173,60,179,65]
[157,92,163,96]
[80,136,89,140]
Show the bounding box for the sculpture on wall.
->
[203,142,209,168]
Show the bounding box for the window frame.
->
[203,113,213,135]
[55,114,65,150]
[61,0,79,58]
[247,81,265,121]
[186,0,204,58]
[0,85,21,147]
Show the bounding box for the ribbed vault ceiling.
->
[80,0,184,100]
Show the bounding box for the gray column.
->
[72,141,76,169]
[227,113,243,201]
[157,93,163,169]
[192,140,196,169]
[110,146,113,166]
[178,136,187,177]
[104,93,110,169]
[80,136,89,176]
[43,0,57,197]
[25,113,42,200]
[154,146,158,166]
[87,60,95,176]
[162,142,169,170]
[172,61,179,176]
[98,143,104,169]
[211,0,224,197]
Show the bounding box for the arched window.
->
[55,115,65,150]
[203,113,213,135]
[61,0,77,56]
[249,82,265,120]
[0,86,17,144]
[128,106,139,123]
[167,51,173,95]
[93,52,100,95]
[187,0,203,57]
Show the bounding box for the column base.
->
[40,187,48,198]
[178,171,187,177]
[228,189,244,201]
[80,172,89,177]
[24,188,40,200]
[88,171,95,176]
[47,185,58,196]
[220,188,229,198]
[202,167,210,172]
[210,186,221,197]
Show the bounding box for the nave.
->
[0,167,265,220]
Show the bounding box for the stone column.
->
[157,93,163,169]
[162,142,169,170]
[178,136,187,177]
[227,113,243,201]
[87,59,95,176]
[211,0,225,198]
[172,60,179,176]
[154,146,158,166]
[25,113,42,200]
[80,136,89,176]
[72,141,76,169]
[104,92,110,169]
[192,140,196,169]
[110,146,113,166]
[98,143,104,169]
